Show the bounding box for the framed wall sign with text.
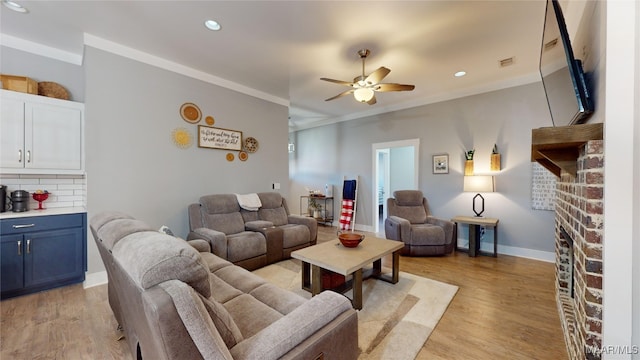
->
[198,126,243,151]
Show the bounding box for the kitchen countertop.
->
[0,206,86,220]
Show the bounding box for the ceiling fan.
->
[320,49,415,105]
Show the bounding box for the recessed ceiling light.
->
[454,71,466,77]
[204,20,221,31]
[2,0,28,13]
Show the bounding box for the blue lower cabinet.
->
[1,234,25,292]
[1,213,87,299]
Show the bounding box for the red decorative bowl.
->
[338,232,365,248]
[32,192,49,210]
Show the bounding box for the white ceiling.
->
[0,1,548,130]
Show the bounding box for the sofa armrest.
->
[426,216,455,244]
[186,239,211,253]
[385,215,411,241]
[187,228,228,259]
[287,214,318,243]
[250,226,284,264]
[229,291,355,360]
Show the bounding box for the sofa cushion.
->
[280,224,311,248]
[202,212,246,235]
[393,190,424,206]
[200,194,240,214]
[229,291,354,360]
[158,280,233,360]
[393,205,427,224]
[225,294,284,338]
[199,294,244,348]
[257,193,289,226]
[249,283,306,315]
[258,207,288,227]
[89,211,134,234]
[113,232,212,298]
[226,231,267,263]
[257,192,283,209]
[97,219,154,251]
[209,273,244,303]
[408,224,446,245]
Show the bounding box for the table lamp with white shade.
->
[463,175,495,217]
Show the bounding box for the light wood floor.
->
[1,226,568,359]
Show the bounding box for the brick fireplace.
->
[554,139,604,359]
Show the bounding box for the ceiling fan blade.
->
[374,83,415,92]
[366,95,377,105]
[320,78,354,86]
[364,67,391,85]
[325,89,355,101]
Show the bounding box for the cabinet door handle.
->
[26,239,31,254]
[26,150,31,163]
[17,240,22,256]
[18,149,22,163]
[12,224,35,229]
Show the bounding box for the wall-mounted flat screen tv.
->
[539,0,593,126]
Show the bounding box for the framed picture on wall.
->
[433,154,449,174]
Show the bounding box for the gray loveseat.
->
[90,211,358,360]
[188,192,317,271]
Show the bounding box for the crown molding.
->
[0,33,83,65]
[83,34,289,108]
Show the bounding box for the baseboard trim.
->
[456,237,555,262]
[497,245,555,263]
[83,271,108,289]
[376,225,556,263]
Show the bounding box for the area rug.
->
[252,260,458,359]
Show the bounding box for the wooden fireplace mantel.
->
[531,123,603,177]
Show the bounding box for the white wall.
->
[290,82,557,257]
[602,1,639,358]
[0,46,85,102]
[83,47,289,274]
[634,0,640,352]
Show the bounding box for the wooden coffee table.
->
[291,235,404,310]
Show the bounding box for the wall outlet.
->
[272,183,280,190]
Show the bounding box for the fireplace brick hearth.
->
[555,140,604,359]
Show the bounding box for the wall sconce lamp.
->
[463,175,495,217]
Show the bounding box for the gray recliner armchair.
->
[384,190,455,256]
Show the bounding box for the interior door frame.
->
[372,138,420,234]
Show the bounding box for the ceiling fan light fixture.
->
[354,88,374,103]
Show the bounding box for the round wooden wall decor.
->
[205,115,215,125]
[238,151,248,161]
[180,103,202,124]
[226,153,235,162]
[243,137,259,153]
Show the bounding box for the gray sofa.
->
[188,192,317,271]
[90,211,358,360]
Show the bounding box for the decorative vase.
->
[464,160,474,175]
[491,153,501,171]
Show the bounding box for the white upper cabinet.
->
[0,90,84,174]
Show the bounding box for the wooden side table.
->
[451,216,499,257]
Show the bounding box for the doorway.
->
[372,139,420,234]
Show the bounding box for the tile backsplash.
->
[0,174,86,210]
